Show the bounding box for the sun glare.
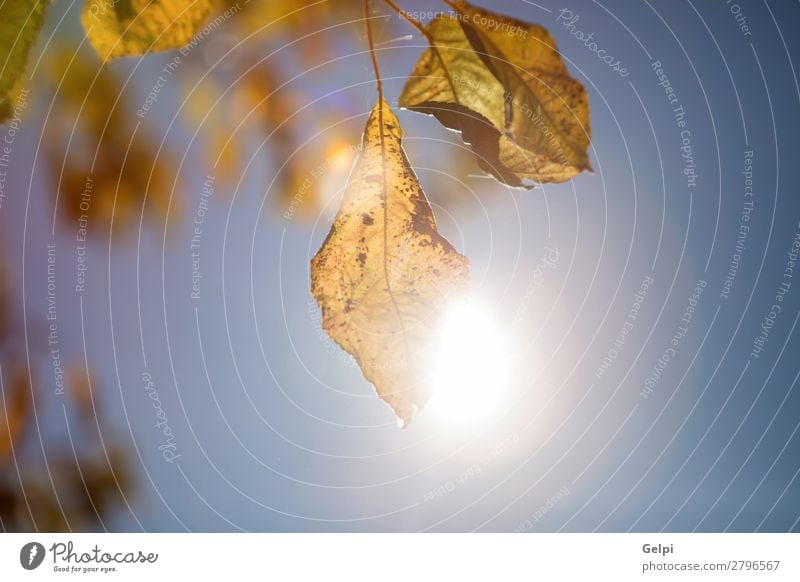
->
[427,298,511,424]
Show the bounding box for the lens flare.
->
[427,298,510,423]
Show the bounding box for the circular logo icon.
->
[19,542,45,570]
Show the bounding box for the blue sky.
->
[5,0,800,531]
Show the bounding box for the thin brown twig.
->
[364,0,410,404]
[379,0,459,98]
[364,0,383,100]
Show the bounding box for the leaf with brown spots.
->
[311,99,469,425]
[399,0,591,187]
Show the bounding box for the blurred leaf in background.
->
[0,364,32,470]
[44,48,180,235]
[0,0,47,122]
[82,0,218,61]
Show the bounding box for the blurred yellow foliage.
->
[82,0,218,61]
[0,0,46,123]
[44,49,179,234]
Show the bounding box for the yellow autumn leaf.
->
[81,0,218,60]
[311,98,469,425]
[0,0,46,123]
[399,1,591,186]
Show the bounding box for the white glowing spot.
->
[318,145,359,212]
[427,298,510,423]
[326,143,360,174]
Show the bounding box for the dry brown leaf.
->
[399,1,591,187]
[311,99,469,425]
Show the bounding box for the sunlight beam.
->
[426,298,511,424]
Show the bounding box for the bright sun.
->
[426,298,511,424]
